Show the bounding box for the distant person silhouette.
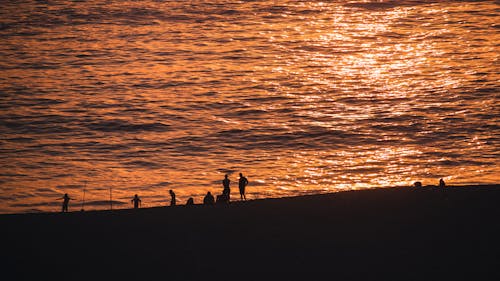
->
[238,173,249,201]
[61,193,71,212]
[222,174,231,202]
[203,191,215,205]
[131,194,141,209]
[186,197,194,205]
[170,190,176,206]
[439,178,446,188]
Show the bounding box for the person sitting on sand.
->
[169,190,176,206]
[222,174,231,202]
[186,197,194,205]
[203,191,215,205]
[439,178,446,188]
[131,194,141,209]
[238,173,249,201]
[61,193,71,213]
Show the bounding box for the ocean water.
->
[0,0,498,213]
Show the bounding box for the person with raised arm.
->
[61,193,71,212]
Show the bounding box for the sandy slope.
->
[2,185,500,281]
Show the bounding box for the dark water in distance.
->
[0,0,499,213]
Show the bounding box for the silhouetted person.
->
[61,193,71,212]
[169,190,176,206]
[216,193,229,205]
[131,194,141,209]
[222,174,231,202]
[186,197,194,205]
[439,178,446,188]
[238,173,249,201]
[204,191,215,205]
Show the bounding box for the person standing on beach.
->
[131,194,141,209]
[222,174,231,202]
[61,193,71,212]
[238,173,249,201]
[169,190,176,206]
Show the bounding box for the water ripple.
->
[0,0,498,213]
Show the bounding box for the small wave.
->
[2,137,35,143]
[84,200,127,206]
[209,127,362,150]
[233,109,268,116]
[11,202,61,208]
[85,120,170,133]
[145,182,170,189]
[124,160,162,169]
[344,1,428,10]
[217,168,237,174]
[56,184,84,190]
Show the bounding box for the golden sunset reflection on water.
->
[0,1,498,213]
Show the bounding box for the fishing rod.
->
[110,186,113,210]
[81,180,87,211]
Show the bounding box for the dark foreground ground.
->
[2,185,500,281]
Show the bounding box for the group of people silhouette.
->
[217,172,248,204]
[59,173,249,212]
[413,178,446,188]
[60,175,446,213]
[129,173,248,209]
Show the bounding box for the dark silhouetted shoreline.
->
[2,184,500,281]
